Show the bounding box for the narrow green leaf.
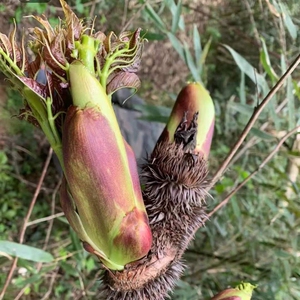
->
[279,3,298,40]
[286,150,300,158]
[171,0,182,34]
[224,44,269,95]
[268,94,279,130]
[0,241,54,262]
[250,128,276,140]
[229,102,267,119]
[280,53,287,76]
[231,197,241,221]
[193,24,202,68]
[145,3,166,32]
[260,37,278,83]
[183,42,201,82]
[200,36,212,67]
[287,75,295,130]
[140,30,165,41]
[167,32,185,61]
[240,71,246,104]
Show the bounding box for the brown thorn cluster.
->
[99,142,210,299]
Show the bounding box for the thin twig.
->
[14,176,62,300]
[229,97,288,166]
[208,125,300,217]
[89,0,98,20]
[207,54,300,191]
[0,148,53,300]
[40,267,60,300]
[122,0,129,28]
[243,0,261,46]
[26,212,64,227]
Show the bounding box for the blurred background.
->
[0,0,299,299]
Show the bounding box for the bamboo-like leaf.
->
[279,3,298,40]
[250,128,276,141]
[183,42,201,82]
[240,71,246,104]
[167,32,185,61]
[224,44,269,95]
[193,24,201,68]
[145,3,166,32]
[229,102,267,119]
[260,37,278,83]
[171,0,182,34]
[287,75,295,130]
[0,241,54,262]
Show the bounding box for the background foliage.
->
[0,0,299,299]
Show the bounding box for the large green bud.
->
[60,61,152,270]
[210,282,256,300]
[157,82,214,159]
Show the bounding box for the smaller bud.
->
[210,282,256,300]
[156,82,214,159]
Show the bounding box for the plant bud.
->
[210,282,256,300]
[60,61,152,270]
[156,82,214,159]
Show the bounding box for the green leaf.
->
[193,25,202,68]
[0,241,54,262]
[229,102,267,119]
[171,0,182,34]
[183,42,201,82]
[287,75,295,130]
[164,0,185,31]
[141,30,165,41]
[240,71,246,104]
[200,36,212,67]
[260,37,278,83]
[279,3,298,40]
[167,33,185,61]
[224,45,269,95]
[231,197,241,221]
[145,3,166,32]
[75,0,84,14]
[250,128,276,141]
